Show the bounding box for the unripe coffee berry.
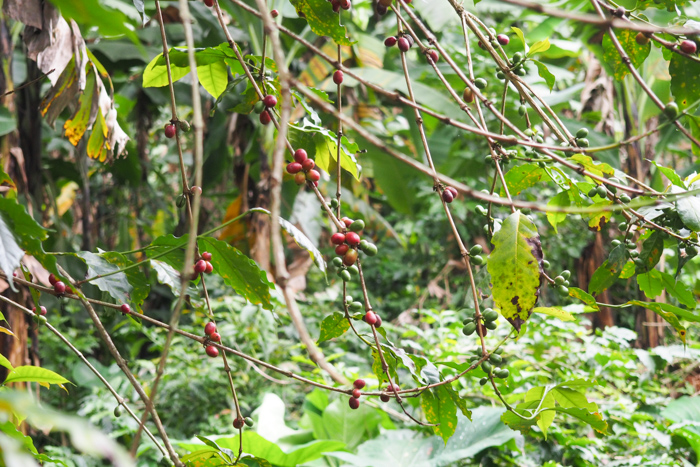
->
[497,34,509,45]
[260,110,272,125]
[349,219,365,232]
[331,233,346,245]
[54,281,66,295]
[463,87,474,103]
[349,397,360,410]
[205,322,217,335]
[164,124,176,138]
[352,388,362,398]
[307,169,321,182]
[205,345,219,358]
[333,70,344,85]
[245,417,254,427]
[195,260,207,274]
[263,95,277,108]
[294,173,306,185]
[120,304,131,314]
[302,159,315,172]
[635,32,650,45]
[343,249,358,266]
[384,36,397,47]
[353,379,366,389]
[345,232,361,246]
[398,37,410,52]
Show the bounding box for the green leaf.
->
[487,212,543,329]
[503,163,551,196]
[0,106,17,137]
[569,154,615,177]
[532,306,575,322]
[532,60,556,91]
[527,38,551,57]
[143,51,191,88]
[676,186,700,232]
[3,366,70,389]
[48,0,139,45]
[278,215,326,274]
[670,53,700,110]
[602,29,650,81]
[568,287,599,310]
[589,246,627,295]
[421,385,459,444]
[552,387,598,412]
[651,161,685,188]
[198,237,274,311]
[76,251,150,311]
[638,269,696,308]
[627,300,688,343]
[317,313,350,344]
[635,232,663,274]
[150,259,202,307]
[546,190,570,232]
[289,0,355,46]
[511,27,527,53]
[0,353,13,371]
[550,407,608,434]
[197,59,229,99]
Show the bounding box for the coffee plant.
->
[0,0,699,465]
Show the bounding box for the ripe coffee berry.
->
[343,249,358,266]
[340,0,351,10]
[263,95,277,108]
[164,124,176,138]
[195,260,207,274]
[353,379,366,389]
[233,417,244,429]
[307,169,321,182]
[294,149,308,163]
[210,332,221,342]
[202,251,212,261]
[191,186,202,196]
[345,232,361,246]
[349,397,360,410]
[341,217,353,228]
[364,311,378,326]
[375,315,383,327]
[33,306,47,316]
[497,34,509,45]
[205,322,217,335]
[442,190,454,203]
[302,159,316,171]
[384,36,397,47]
[205,261,213,274]
[333,70,344,85]
[120,304,131,314]
[352,388,362,398]
[205,345,219,358]
[271,9,279,17]
[204,0,214,6]
[398,37,410,52]
[331,233,346,245]
[335,244,350,255]
[259,110,272,125]
[54,281,66,295]
[447,186,458,198]
[427,50,439,63]
[287,162,303,174]
[380,393,390,402]
[48,274,58,285]
[680,39,697,54]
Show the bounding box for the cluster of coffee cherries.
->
[441,185,459,203]
[329,217,378,278]
[478,31,510,49]
[194,251,214,276]
[233,416,254,429]
[586,177,631,204]
[328,0,351,12]
[348,378,365,409]
[495,52,530,79]
[468,347,508,384]
[461,77,490,104]
[376,0,412,15]
[384,33,414,53]
[550,268,571,297]
[48,273,72,296]
[258,95,277,125]
[32,305,48,325]
[286,149,321,186]
[462,307,498,337]
[203,321,222,357]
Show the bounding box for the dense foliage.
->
[0,0,699,466]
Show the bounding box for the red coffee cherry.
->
[333,70,344,85]
[442,189,454,203]
[680,39,697,54]
[380,393,390,402]
[204,0,214,6]
[33,306,47,316]
[205,345,219,358]
[205,261,213,274]
[204,322,217,335]
[120,304,131,314]
[302,159,316,172]
[164,124,176,139]
[427,50,439,63]
[343,249,358,266]
[201,251,212,261]
[191,186,202,196]
[48,274,58,285]
[375,315,383,328]
[54,281,66,295]
[447,186,458,198]
[352,388,362,398]
[271,9,279,18]
[332,0,340,13]
[195,260,207,274]
[233,417,244,429]
[384,36,397,47]
[349,397,360,410]
[263,95,277,108]
[294,149,308,163]
[335,244,350,256]
[341,217,353,227]
[364,311,378,326]
[345,232,361,246]
[353,379,366,389]
[340,0,351,10]
[497,34,509,46]
[331,233,346,245]
[398,37,410,52]
[287,162,303,174]
[260,110,272,125]
[307,169,321,182]
[210,332,221,342]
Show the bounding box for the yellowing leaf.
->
[527,38,550,57]
[56,181,79,216]
[533,306,575,322]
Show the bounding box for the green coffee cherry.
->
[633,258,645,268]
[479,377,488,386]
[608,185,617,194]
[332,257,343,268]
[330,198,339,208]
[470,244,483,256]
[471,255,484,266]
[535,135,544,144]
[463,322,477,336]
[463,317,474,325]
[494,347,504,355]
[619,194,631,203]
[596,185,607,197]
[686,245,699,256]
[496,71,505,80]
[476,347,484,356]
[611,239,621,246]
[518,105,527,116]
[245,417,254,427]
[474,78,488,90]
[489,353,503,364]
[618,222,627,231]
[587,188,598,198]
[254,101,265,114]
[554,275,565,286]
[339,270,352,282]
[516,67,526,76]
[482,361,493,374]
[541,260,550,269]
[114,405,122,417]
[484,320,497,330]
[663,102,679,119]
[524,128,534,137]
[512,52,523,63]
[349,220,365,232]
[482,310,498,322]
[476,205,488,216]
[561,270,571,280]
[348,265,359,276]
[558,285,569,296]
[576,128,589,138]
[576,138,590,148]
[629,250,639,258]
[364,243,378,256]
[495,369,510,379]
[625,241,636,250]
